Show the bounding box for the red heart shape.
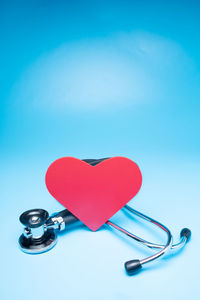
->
[45,157,142,231]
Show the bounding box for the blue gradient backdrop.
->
[0,1,200,299]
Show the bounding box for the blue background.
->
[0,1,199,299]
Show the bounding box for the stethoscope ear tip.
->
[124,259,142,275]
[180,228,191,241]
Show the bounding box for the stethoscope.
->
[18,158,191,275]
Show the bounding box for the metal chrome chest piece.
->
[19,209,57,254]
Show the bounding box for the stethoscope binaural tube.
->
[108,208,172,273]
[107,205,191,274]
[110,205,190,251]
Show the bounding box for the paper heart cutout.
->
[45,157,142,231]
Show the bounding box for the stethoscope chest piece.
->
[19,209,57,254]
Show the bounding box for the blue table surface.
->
[0,1,200,299]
